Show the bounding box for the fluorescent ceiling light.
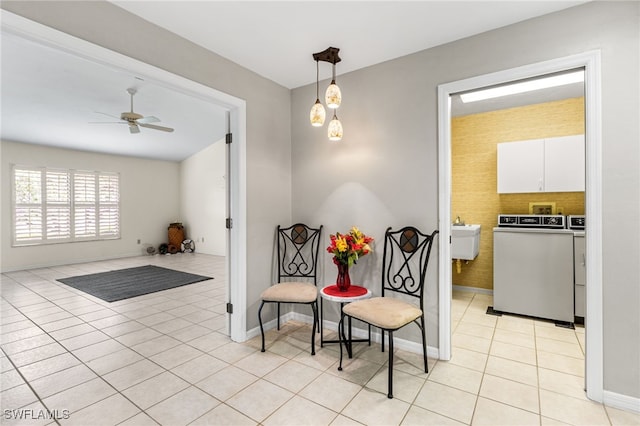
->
[460,70,584,103]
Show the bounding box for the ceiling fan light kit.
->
[310,47,343,141]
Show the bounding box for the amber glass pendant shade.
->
[310,99,326,127]
[328,113,343,141]
[325,80,342,109]
[325,62,342,109]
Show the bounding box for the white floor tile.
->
[226,379,293,423]
[195,362,255,398]
[264,395,338,426]
[539,389,609,425]
[1,257,609,426]
[413,381,477,424]
[122,371,190,409]
[299,372,362,413]
[479,374,539,413]
[472,396,540,425]
[341,388,410,426]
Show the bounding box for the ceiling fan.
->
[92,88,174,134]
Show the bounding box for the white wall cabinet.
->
[497,134,585,193]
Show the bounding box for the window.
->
[12,165,120,245]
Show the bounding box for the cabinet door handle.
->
[539,178,543,191]
[582,253,586,266]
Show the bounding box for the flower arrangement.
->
[326,226,374,267]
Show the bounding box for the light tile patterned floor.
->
[1,255,638,425]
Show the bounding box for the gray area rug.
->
[57,265,212,302]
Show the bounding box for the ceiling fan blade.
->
[138,123,174,133]
[94,111,122,120]
[129,123,140,134]
[137,116,160,124]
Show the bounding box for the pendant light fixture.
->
[310,47,343,141]
[309,59,326,127]
[325,62,342,109]
[328,112,343,141]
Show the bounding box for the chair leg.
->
[387,330,394,399]
[277,302,281,330]
[381,329,385,352]
[420,315,428,373]
[258,301,266,352]
[316,298,320,334]
[337,313,345,371]
[320,297,324,347]
[310,301,317,355]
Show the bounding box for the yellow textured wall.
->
[451,97,585,290]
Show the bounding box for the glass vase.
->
[336,263,351,292]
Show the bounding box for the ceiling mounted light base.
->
[312,47,341,65]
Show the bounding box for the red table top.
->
[322,285,368,298]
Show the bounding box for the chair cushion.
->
[261,282,318,303]
[343,297,422,330]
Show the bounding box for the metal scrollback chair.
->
[338,226,438,398]
[258,223,323,355]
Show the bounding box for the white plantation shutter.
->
[14,169,41,204]
[14,168,43,242]
[74,172,97,238]
[45,170,71,240]
[99,174,119,237]
[15,207,43,242]
[12,166,119,245]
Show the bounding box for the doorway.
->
[2,11,248,342]
[437,51,603,402]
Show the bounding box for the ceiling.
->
[1,1,587,161]
[1,32,228,162]
[111,1,587,90]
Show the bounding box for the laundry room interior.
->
[449,71,586,373]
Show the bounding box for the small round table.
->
[320,285,372,357]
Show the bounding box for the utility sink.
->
[451,224,481,260]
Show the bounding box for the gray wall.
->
[1,1,292,330]
[291,1,639,400]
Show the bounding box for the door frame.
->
[2,11,248,342]
[437,51,603,402]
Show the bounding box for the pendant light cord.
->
[316,60,320,99]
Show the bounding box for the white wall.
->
[291,1,639,400]
[1,140,180,271]
[180,139,226,256]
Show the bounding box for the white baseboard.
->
[603,390,640,414]
[1,251,146,273]
[251,311,439,359]
[452,284,494,296]
[246,311,299,341]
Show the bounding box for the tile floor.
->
[2,254,639,425]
